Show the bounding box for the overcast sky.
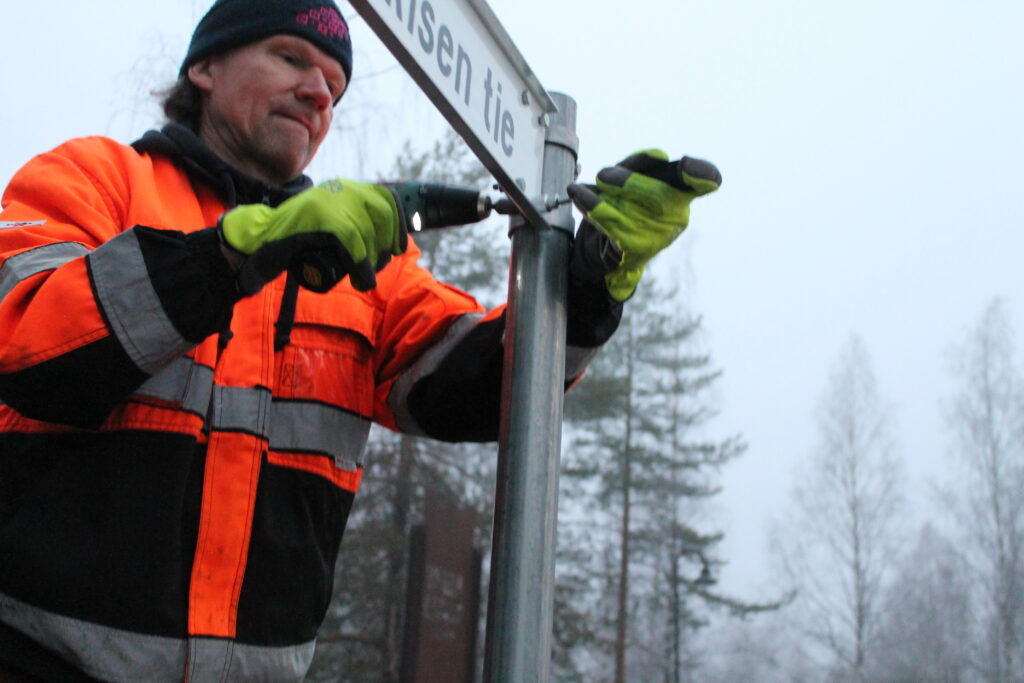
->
[2,0,1022,600]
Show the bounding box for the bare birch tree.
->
[868,523,974,681]
[774,334,906,681]
[944,298,1024,682]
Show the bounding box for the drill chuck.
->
[384,181,572,232]
[386,182,493,231]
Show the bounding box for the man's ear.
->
[187,59,216,93]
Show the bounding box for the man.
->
[0,0,720,680]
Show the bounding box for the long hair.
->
[158,75,203,130]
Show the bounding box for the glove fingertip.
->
[567,183,601,213]
[595,166,631,189]
[349,260,378,292]
[679,156,723,190]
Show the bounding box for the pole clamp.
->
[544,124,579,159]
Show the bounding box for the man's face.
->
[188,34,347,185]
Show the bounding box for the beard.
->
[242,116,318,185]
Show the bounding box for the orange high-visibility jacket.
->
[0,126,615,681]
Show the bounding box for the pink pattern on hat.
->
[295,6,349,40]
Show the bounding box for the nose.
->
[297,68,332,111]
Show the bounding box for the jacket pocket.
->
[274,289,381,417]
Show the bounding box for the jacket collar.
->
[132,123,313,208]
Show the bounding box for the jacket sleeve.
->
[0,138,238,428]
[376,238,621,443]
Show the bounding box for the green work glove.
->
[220,178,408,294]
[567,150,721,301]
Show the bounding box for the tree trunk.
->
[385,436,415,682]
[613,328,635,683]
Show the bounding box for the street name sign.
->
[347,0,558,228]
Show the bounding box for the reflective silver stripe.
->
[0,242,88,302]
[187,636,313,683]
[0,591,184,682]
[0,593,314,682]
[565,344,601,381]
[210,385,271,436]
[388,312,484,435]
[209,385,370,469]
[89,229,192,374]
[135,356,215,415]
[270,400,370,471]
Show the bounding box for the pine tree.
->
[558,278,762,682]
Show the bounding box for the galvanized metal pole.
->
[483,92,578,683]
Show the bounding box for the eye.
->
[280,51,304,67]
[326,70,347,100]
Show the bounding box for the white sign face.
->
[348,0,557,227]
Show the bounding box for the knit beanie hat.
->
[180,0,353,94]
